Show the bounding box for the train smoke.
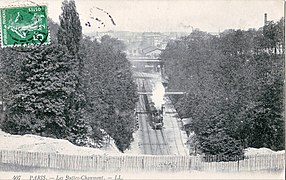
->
[151,81,165,110]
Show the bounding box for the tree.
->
[2,45,88,145]
[161,19,284,156]
[83,36,138,152]
[198,115,243,160]
[248,54,284,150]
[58,0,85,78]
[0,47,24,122]
[101,35,127,52]
[57,0,82,55]
[0,1,138,151]
[56,0,89,145]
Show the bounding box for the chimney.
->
[264,13,268,26]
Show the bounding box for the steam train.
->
[142,83,164,130]
[148,102,164,130]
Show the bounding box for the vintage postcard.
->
[0,0,284,179]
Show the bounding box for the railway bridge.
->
[128,57,164,73]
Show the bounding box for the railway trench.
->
[134,72,188,156]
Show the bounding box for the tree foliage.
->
[161,18,285,157]
[83,36,138,152]
[0,0,138,152]
[2,45,88,144]
[56,0,88,145]
[57,0,82,56]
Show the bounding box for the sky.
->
[1,0,284,34]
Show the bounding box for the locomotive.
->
[149,102,164,129]
[142,83,164,130]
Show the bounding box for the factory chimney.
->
[264,13,268,26]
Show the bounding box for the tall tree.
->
[57,0,82,56]
[56,0,89,145]
[83,36,138,152]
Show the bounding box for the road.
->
[134,72,188,156]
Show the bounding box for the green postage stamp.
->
[0,5,49,47]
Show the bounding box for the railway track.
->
[138,95,154,154]
[143,86,166,155]
[164,97,188,156]
[136,78,155,154]
[135,75,167,155]
[134,72,186,156]
[167,107,181,155]
[145,79,172,155]
[159,129,171,154]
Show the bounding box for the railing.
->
[200,154,285,172]
[0,150,284,172]
[137,92,186,95]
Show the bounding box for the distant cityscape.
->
[86,31,198,59]
[83,13,274,61]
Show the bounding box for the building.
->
[142,32,163,47]
[142,46,163,58]
[126,41,143,57]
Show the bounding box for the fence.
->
[0,150,284,172]
[200,154,285,172]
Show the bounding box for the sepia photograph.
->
[0,0,284,179]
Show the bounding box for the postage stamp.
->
[0,5,49,47]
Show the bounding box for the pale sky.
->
[1,0,284,33]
